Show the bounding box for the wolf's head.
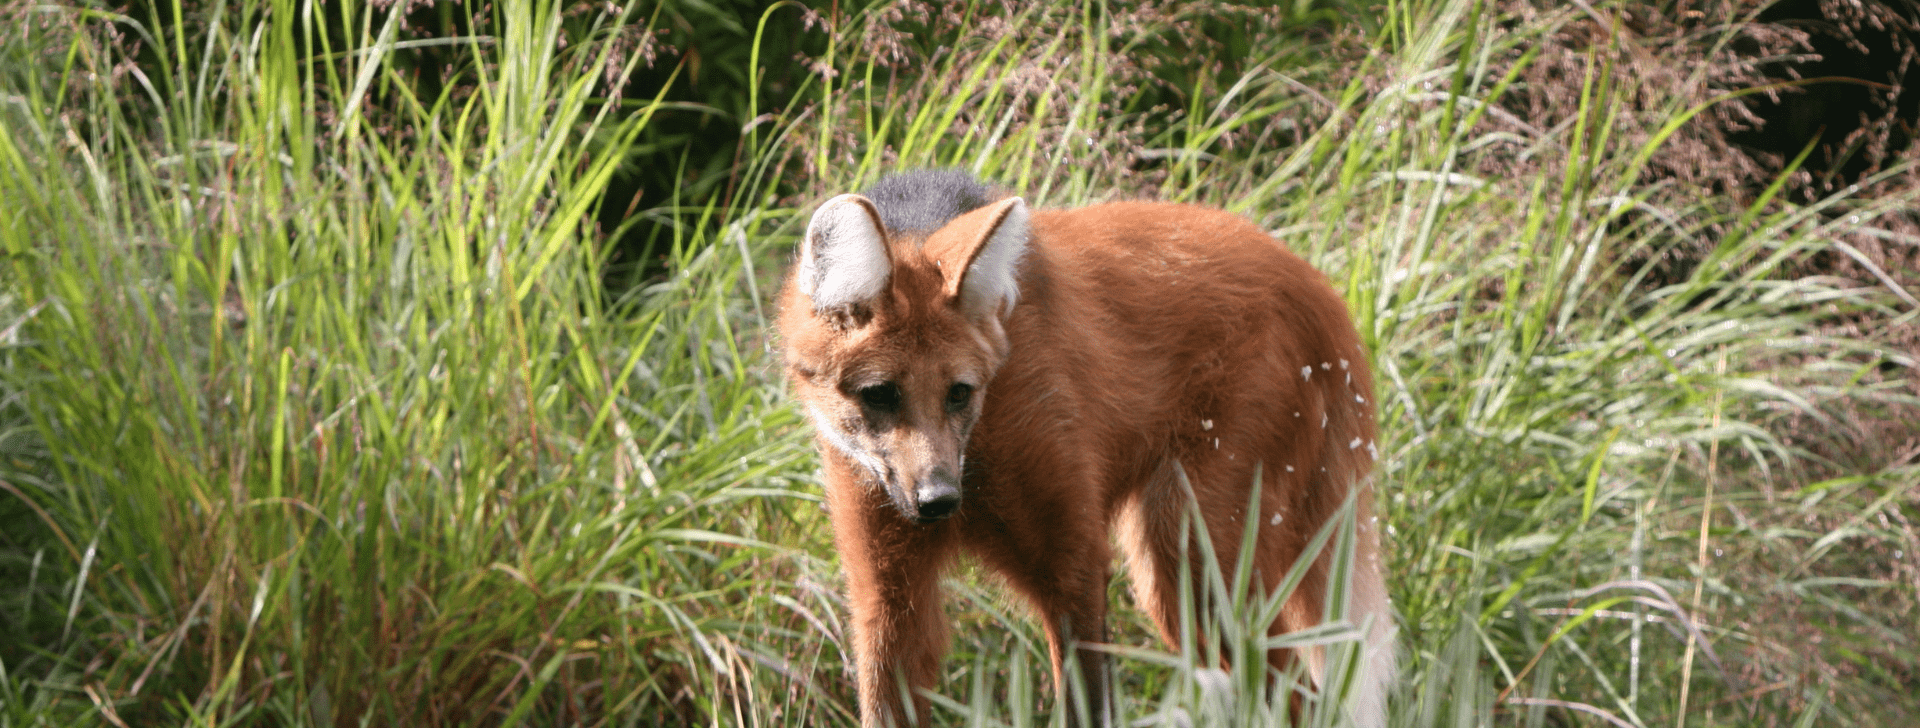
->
[777,177,1029,524]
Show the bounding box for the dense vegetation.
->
[2,0,1915,725]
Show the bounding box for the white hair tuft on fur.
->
[1349,526,1398,728]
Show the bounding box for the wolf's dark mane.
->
[861,170,992,235]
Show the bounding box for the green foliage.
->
[1,0,821,723]
[2,0,1915,726]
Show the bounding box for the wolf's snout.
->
[914,476,961,523]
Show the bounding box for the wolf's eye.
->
[945,383,974,411]
[858,383,902,413]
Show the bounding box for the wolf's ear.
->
[939,196,1029,320]
[798,194,891,313]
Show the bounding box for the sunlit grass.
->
[1,0,825,723]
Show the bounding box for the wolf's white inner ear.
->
[950,196,1030,320]
[799,194,891,312]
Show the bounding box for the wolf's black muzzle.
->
[913,477,961,523]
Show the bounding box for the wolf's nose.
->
[915,479,961,522]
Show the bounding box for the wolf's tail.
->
[1349,510,1397,728]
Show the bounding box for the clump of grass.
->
[1,0,829,724]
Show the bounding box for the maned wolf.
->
[777,170,1394,727]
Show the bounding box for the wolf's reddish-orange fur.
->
[779,180,1390,728]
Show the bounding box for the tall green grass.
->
[1,1,827,724]
[3,0,1915,726]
